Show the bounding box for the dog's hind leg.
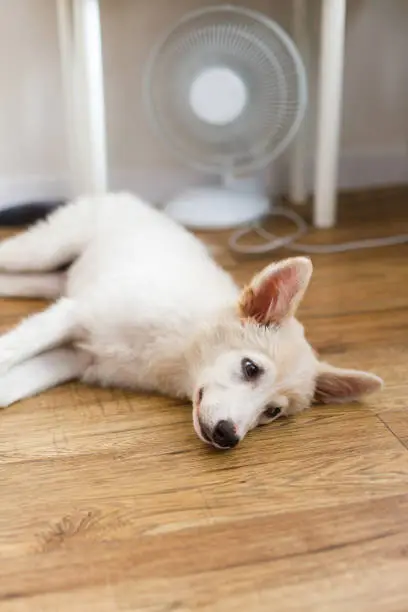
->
[0,298,79,374]
[0,196,95,272]
[0,273,65,299]
[0,348,89,408]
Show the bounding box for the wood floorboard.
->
[1,186,408,611]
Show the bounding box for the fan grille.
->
[145,5,307,175]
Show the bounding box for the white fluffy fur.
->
[0,193,383,449]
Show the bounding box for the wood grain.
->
[1,187,408,611]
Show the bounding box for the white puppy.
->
[0,193,382,449]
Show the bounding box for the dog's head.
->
[192,257,383,450]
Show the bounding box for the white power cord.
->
[229,205,408,255]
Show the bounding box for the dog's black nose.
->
[212,420,239,449]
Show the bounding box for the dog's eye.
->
[263,406,282,420]
[241,358,262,381]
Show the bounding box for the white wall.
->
[0,0,67,205]
[0,0,407,207]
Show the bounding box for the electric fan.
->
[144,5,307,229]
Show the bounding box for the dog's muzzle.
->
[199,419,239,450]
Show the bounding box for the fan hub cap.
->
[189,66,247,126]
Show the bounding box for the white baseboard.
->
[0,176,71,211]
[110,151,408,202]
[277,150,408,195]
[109,167,217,206]
[0,152,406,211]
[329,151,408,192]
[0,169,211,211]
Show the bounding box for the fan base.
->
[164,187,270,230]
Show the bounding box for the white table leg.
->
[57,0,108,196]
[313,0,347,228]
[57,0,78,194]
[289,0,308,205]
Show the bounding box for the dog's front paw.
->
[0,341,24,375]
[0,364,26,407]
[0,398,14,409]
[0,354,18,376]
[0,385,17,408]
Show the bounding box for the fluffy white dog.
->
[0,193,382,449]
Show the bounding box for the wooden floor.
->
[1,187,408,611]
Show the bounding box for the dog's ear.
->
[314,362,383,404]
[239,257,313,325]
